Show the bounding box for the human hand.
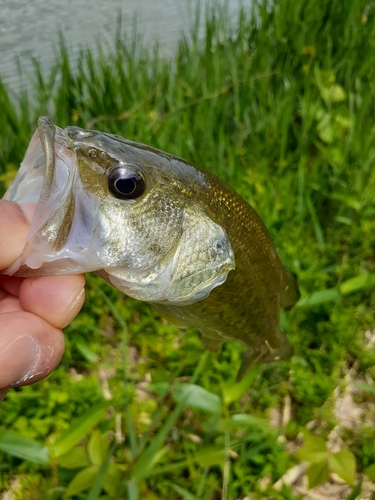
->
[0,200,85,402]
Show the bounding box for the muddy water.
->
[0,0,252,93]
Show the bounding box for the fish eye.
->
[108,165,146,200]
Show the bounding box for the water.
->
[0,0,252,94]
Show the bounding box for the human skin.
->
[0,200,85,402]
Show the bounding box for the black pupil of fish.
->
[109,167,145,199]
[115,177,136,195]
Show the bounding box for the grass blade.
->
[131,351,210,480]
[53,403,108,458]
[0,430,49,464]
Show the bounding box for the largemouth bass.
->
[3,117,299,377]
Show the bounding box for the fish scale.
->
[154,170,299,376]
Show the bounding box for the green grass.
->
[1,0,375,498]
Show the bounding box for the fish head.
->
[4,117,235,304]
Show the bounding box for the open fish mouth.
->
[3,117,94,276]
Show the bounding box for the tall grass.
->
[1,0,375,498]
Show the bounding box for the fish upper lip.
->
[38,117,56,196]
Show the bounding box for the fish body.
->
[3,117,299,376]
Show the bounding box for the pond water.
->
[0,0,252,93]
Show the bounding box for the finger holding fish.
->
[0,200,85,397]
